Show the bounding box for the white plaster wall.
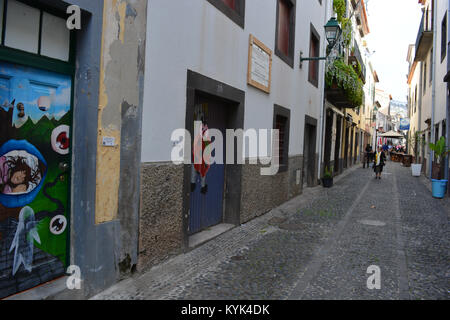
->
[434,0,448,126]
[409,61,421,136]
[142,0,330,162]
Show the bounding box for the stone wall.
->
[240,155,303,224]
[138,163,184,270]
[139,156,305,269]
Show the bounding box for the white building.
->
[138,0,333,269]
[408,0,449,179]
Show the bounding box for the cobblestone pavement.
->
[92,162,449,300]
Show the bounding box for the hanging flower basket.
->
[325,58,364,109]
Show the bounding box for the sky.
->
[364,0,423,101]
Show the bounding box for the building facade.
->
[407,0,449,182]
[321,0,376,176]
[138,0,332,270]
[0,0,147,299]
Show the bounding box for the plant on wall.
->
[325,58,364,108]
[333,0,346,21]
[333,0,353,49]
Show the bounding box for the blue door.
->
[189,99,226,235]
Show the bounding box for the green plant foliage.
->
[14,113,71,266]
[326,58,364,108]
[333,0,346,22]
[323,166,333,179]
[356,60,362,75]
[429,136,450,165]
[333,0,353,48]
[341,18,353,48]
[407,131,425,163]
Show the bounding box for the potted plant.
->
[321,166,334,188]
[429,136,449,198]
[325,58,364,109]
[408,131,425,176]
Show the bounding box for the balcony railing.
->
[414,10,433,61]
[348,42,366,83]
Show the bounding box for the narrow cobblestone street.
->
[93,161,449,300]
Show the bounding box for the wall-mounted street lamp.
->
[300,17,341,69]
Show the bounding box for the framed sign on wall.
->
[247,34,272,94]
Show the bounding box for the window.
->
[414,85,417,114]
[0,0,72,62]
[308,24,320,87]
[273,105,291,172]
[430,49,433,84]
[442,120,446,139]
[434,124,439,162]
[222,0,236,9]
[423,62,427,95]
[206,0,246,28]
[275,0,296,68]
[442,13,447,62]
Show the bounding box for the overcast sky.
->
[364,0,423,101]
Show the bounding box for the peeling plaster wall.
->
[96,0,145,225]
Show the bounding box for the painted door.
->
[189,98,226,235]
[0,61,71,298]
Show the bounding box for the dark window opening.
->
[273,105,291,172]
[275,0,296,68]
[414,85,417,114]
[442,120,446,139]
[276,115,287,166]
[423,62,427,95]
[435,123,439,162]
[442,13,447,62]
[222,0,236,10]
[206,0,245,28]
[308,24,320,87]
[430,49,433,84]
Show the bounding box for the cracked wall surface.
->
[96,0,146,225]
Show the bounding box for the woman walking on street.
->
[373,146,386,179]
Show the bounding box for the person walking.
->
[373,146,386,179]
[363,144,372,169]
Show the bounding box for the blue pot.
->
[431,179,448,199]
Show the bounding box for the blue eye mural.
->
[0,140,47,208]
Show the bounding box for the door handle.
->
[59,162,69,172]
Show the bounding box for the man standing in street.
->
[363,144,372,168]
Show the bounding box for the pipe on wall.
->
[445,2,449,182]
[430,0,438,178]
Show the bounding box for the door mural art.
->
[0,62,71,298]
[189,101,226,235]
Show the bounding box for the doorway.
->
[184,71,244,244]
[323,110,333,170]
[334,115,342,174]
[303,116,317,187]
[343,124,350,169]
[188,94,228,235]
[0,61,72,298]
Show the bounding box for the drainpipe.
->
[430,0,438,179]
[445,3,450,183]
[318,0,331,181]
[417,62,423,167]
